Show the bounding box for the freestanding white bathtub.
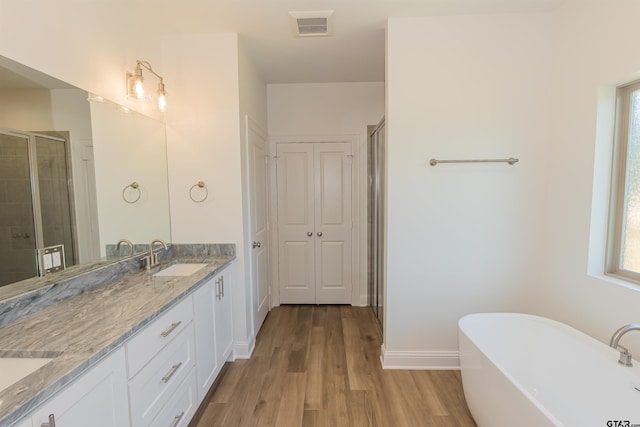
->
[458,313,640,427]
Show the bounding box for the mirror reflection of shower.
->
[0,129,78,286]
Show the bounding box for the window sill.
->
[589,271,640,292]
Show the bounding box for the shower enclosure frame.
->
[368,117,385,332]
[0,127,78,283]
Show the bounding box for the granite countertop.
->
[0,254,234,426]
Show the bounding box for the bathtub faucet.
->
[609,324,640,367]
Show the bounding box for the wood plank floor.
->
[192,305,476,427]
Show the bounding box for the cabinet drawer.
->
[128,323,195,427]
[149,368,198,427]
[126,296,193,377]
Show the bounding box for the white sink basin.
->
[153,263,208,277]
[0,357,53,392]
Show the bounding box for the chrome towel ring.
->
[122,182,141,203]
[189,181,208,203]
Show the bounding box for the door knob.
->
[307,232,313,237]
[317,232,323,237]
[252,241,261,248]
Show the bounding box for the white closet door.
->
[277,142,352,304]
[277,144,316,303]
[314,143,352,303]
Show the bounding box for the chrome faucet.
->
[143,238,168,270]
[609,324,640,367]
[116,238,134,256]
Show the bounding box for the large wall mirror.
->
[0,55,171,296]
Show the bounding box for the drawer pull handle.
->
[160,321,182,337]
[41,414,56,427]
[215,276,223,300]
[162,362,183,383]
[169,411,185,427]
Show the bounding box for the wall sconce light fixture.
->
[126,60,167,112]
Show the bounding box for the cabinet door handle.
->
[169,411,185,427]
[221,275,225,298]
[317,232,323,237]
[161,362,183,383]
[169,411,184,427]
[307,231,313,237]
[160,321,182,338]
[41,414,56,427]
[215,277,222,300]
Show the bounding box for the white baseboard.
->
[353,295,368,307]
[233,336,255,359]
[380,344,460,369]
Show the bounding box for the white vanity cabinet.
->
[193,264,234,400]
[6,260,237,427]
[29,347,129,427]
[214,266,234,369]
[125,296,197,427]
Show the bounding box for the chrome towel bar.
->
[429,157,519,166]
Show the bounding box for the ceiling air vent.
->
[289,10,334,37]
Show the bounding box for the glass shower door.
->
[0,131,38,286]
[367,118,385,332]
[35,135,76,268]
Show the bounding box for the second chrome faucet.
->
[143,238,168,270]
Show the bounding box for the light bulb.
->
[134,78,144,99]
[158,93,167,112]
[157,81,167,112]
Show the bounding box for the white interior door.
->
[277,142,352,304]
[247,117,270,332]
[314,143,352,303]
[276,144,315,303]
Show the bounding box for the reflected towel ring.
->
[122,182,141,203]
[189,181,208,203]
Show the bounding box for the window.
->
[609,81,640,281]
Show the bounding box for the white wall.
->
[385,14,552,368]
[0,89,54,130]
[239,37,268,133]
[161,33,242,245]
[538,1,640,357]
[268,82,384,137]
